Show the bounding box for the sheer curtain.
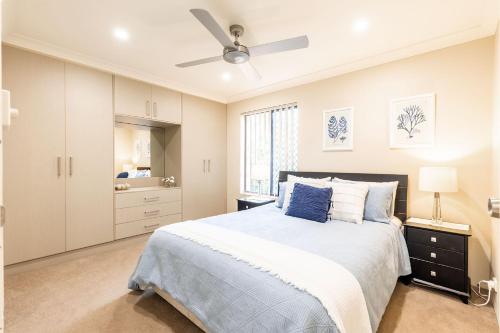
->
[243,103,298,195]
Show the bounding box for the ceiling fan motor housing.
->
[223,44,250,64]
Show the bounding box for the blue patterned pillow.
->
[285,183,332,223]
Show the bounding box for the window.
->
[242,103,298,196]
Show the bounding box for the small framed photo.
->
[389,93,435,148]
[323,107,354,151]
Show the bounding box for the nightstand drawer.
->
[408,242,464,270]
[411,258,466,292]
[406,227,464,253]
[238,201,258,211]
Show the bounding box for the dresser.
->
[115,187,182,239]
[404,220,471,303]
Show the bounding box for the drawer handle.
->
[430,252,437,259]
[430,270,437,277]
[144,196,160,202]
[245,205,249,209]
[144,209,160,216]
[430,237,437,243]
[144,223,160,229]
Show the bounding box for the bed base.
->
[153,287,208,332]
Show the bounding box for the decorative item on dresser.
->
[237,196,275,211]
[404,218,471,303]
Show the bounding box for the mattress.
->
[129,204,411,332]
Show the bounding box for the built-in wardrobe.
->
[3,45,227,266]
[182,94,227,220]
[3,47,114,264]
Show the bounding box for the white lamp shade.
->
[419,167,458,193]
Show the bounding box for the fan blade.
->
[175,55,222,68]
[249,35,309,57]
[190,9,234,48]
[239,62,261,81]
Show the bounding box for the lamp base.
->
[432,192,442,225]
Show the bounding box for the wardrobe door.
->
[114,75,152,119]
[66,64,114,250]
[203,102,227,217]
[3,46,66,265]
[182,95,226,220]
[152,85,181,124]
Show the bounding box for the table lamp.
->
[419,167,458,224]
[252,164,269,196]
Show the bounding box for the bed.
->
[129,171,411,333]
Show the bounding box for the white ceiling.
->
[3,0,499,103]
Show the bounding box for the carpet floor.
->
[5,239,499,333]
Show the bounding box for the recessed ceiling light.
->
[221,72,232,81]
[352,19,370,33]
[113,27,130,41]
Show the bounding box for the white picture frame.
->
[389,93,435,149]
[322,107,354,151]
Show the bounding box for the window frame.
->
[241,103,298,196]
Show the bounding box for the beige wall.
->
[492,24,500,322]
[227,37,494,284]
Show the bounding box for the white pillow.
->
[331,182,369,224]
[333,178,399,216]
[282,175,331,213]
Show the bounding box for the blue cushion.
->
[364,184,394,223]
[275,182,287,208]
[285,183,332,223]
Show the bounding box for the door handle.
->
[144,223,160,230]
[153,102,157,118]
[144,209,160,216]
[146,100,151,116]
[203,159,206,173]
[208,159,211,173]
[143,196,160,202]
[57,156,62,177]
[69,156,73,176]
[0,206,5,227]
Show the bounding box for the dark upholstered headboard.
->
[278,171,408,222]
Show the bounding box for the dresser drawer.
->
[115,214,181,240]
[411,258,466,292]
[115,201,182,224]
[115,188,181,208]
[408,242,464,270]
[406,227,465,253]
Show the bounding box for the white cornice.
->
[2,33,229,104]
[227,23,497,103]
[3,17,498,105]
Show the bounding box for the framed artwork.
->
[323,107,354,151]
[389,93,435,148]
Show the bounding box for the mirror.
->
[114,122,165,178]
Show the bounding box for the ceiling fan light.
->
[223,45,250,64]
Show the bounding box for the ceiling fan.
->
[176,9,309,80]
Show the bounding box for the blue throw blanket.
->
[129,204,411,332]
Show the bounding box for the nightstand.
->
[237,196,275,211]
[404,218,472,304]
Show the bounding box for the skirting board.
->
[154,287,208,332]
[5,233,150,276]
